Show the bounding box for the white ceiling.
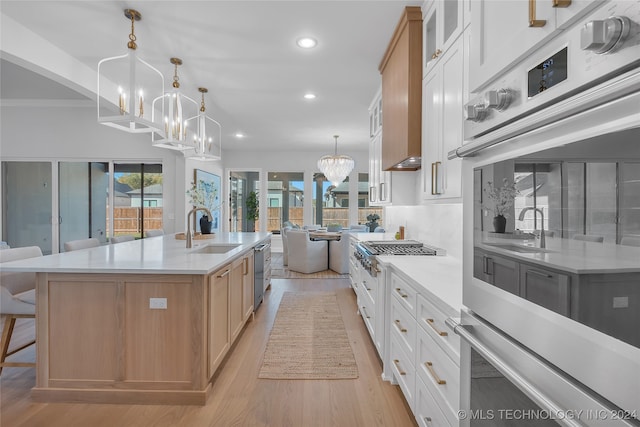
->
[0,0,422,153]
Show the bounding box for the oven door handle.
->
[446,317,583,427]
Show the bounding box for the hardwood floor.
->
[1,278,417,427]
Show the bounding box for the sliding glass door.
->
[2,162,53,254]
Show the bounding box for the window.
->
[313,173,349,228]
[358,173,382,228]
[111,163,163,239]
[267,172,303,230]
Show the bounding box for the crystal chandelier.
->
[317,135,355,186]
[185,88,222,161]
[151,58,198,151]
[97,9,164,133]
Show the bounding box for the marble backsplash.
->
[384,204,463,260]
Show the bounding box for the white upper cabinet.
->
[422,35,464,200]
[422,0,465,77]
[368,90,391,206]
[469,0,601,92]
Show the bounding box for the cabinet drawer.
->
[415,376,452,427]
[390,332,416,412]
[416,326,459,426]
[391,272,418,316]
[417,295,460,360]
[391,295,417,359]
[361,273,378,304]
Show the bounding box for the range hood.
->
[378,6,422,171]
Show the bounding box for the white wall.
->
[1,104,187,235]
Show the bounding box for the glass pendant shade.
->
[152,58,198,151]
[317,135,354,186]
[97,9,164,133]
[185,88,222,161]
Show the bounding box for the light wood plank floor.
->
[1,278,417,427]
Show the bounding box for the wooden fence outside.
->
[111,207,163,235]
[266,207,382,232]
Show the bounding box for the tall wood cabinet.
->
[379,6,423,171]
[209,265,231,376]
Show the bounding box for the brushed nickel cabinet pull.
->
[431,162,442,195]
[395,288,408,298]
[527,269,553,279]
[243,257,249,275]
[529,0,547,27]
[553,0,571,7]
[393,359,406,375]
[361,306,370,319]
[394,319,407,333]
[379,182,386,201]
[217,269,230,278]
[431,48,442,59]
[369,186,376,203]
[425,361,446,385]
[426,318,448,336]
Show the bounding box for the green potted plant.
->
[245,191,259,232]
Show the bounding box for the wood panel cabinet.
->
[520,263,570,316]
[209,265,230,376]
[379,6,423,171]
[469,0,600,91]
[230,257,244,341]
[422,34,463,200]
[474,247,520,296]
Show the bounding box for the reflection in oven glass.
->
[470,349,561,426]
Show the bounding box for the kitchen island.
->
[1,232,271,405]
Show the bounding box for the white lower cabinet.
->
[416,376,452,427]
[387,269,460,427]
[390,330,416,412]
[416,325,460,426]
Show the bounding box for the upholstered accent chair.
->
[287,230,328,274]
[145,229,164,237]
[281,226,293,266]
[349,224,368,232]
[111,235,135,244]
[63,237,100,252]
[620,236,640,247]
[329,232,350,274]
[0,246,43,374]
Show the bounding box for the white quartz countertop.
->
[378,255,463,312]
[477,234,640,274]
[1,232,271,275]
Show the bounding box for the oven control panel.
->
[463,1,640,142]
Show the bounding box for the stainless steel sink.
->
[194,244,241,254]
[483,242,550,253]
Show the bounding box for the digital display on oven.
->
[528,47,568,98]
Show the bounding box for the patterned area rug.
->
[258,292,358,379]
[270,252,349,279]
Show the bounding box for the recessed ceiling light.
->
[296,37,317,49]
[304,93,316,100]
[235,133,245,138]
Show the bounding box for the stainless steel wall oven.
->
[453,1,640,424]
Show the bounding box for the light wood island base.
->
[34,259,254,405]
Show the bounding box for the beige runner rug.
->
[258,292,358,379]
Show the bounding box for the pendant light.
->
[185,88,222,161]
[151,58,198,151]
[97,9,164,133]
[317,135,354,186]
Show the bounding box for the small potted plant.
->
[483,178,519,233]
[365,213,380,232]
[245,191,259,232]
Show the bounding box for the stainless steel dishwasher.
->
[254,242,270,311]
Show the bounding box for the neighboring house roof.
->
[267,182,303,193]
[128,183,163,196]
[329,181,370,194]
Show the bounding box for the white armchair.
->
[111,235,135,244]
[287,230,328,274]
[0,246,42,374]
[281,226,292,266]
[63,237,100,252]
[329,232,350,274]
